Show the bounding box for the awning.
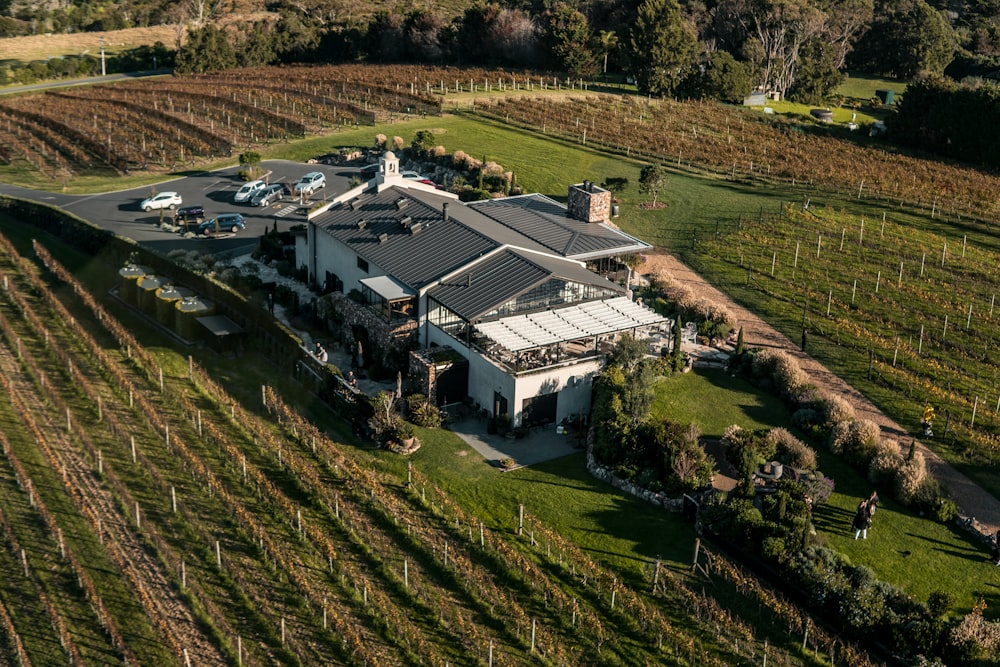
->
[360,274,415,301]
[196,315,244,337]
[473,296,667,352]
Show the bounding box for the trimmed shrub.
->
[868,438,901,485]
[765,427,817,469]
[751,348,809,399]
[791,407,821,431]
[814,390,856,426]
[828,419,881,466]
[895,449,928,504]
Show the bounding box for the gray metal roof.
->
[470,194,651,259]
[314,187,500,289]
[427,248,623,321]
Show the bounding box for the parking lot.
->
[0,159,361,255]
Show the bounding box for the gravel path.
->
[642,252,1000,540]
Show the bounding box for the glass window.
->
[357,256,369,273]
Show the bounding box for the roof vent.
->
[349,199,359,210]
[395,197,409,210]
[356,219,367,230]
[408,222,424,235]
[378,232,389,244]
[466,274,472,287]
[442,202,449,222]
[399,215,413,228]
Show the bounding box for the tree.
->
[849,0,955,78]
[411,130,437,156]
[737,0,826,97]
[239,151,262,180]
[541,4,597,77]
[596,29,619,74]
[624,0,697,96]
[788,37,843,104]
[672,314,685,371]
[239,23,277,68]
[366,11,406,62]
[638,164,668,206]
[680,50,754,103]
[457,3,539,67]
[174,24,236,74]
[404,9,447,62]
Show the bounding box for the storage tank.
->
[136,274,165,315]
[154,285,193,330]
[175,296,215,340]
[118,264,149,308]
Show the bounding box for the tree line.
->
[1,0,989,101]
[6,0,1000,165]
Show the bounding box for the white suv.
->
[140,191,182,212]
[234,179,266,204]
[293,171,326,195]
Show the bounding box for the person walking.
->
[867,491,880,520]
[853,499,872,539]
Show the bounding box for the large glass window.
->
[479,278,619,320]
[428,298,467,341]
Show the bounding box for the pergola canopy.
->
[474,296,666,352]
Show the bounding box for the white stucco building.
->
[295,151,667,426]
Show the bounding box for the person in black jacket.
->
[853,500,872,539]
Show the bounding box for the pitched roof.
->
[314,187,500,289]
[469,194,650,259]
[427,248,623,321]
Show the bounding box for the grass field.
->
[0,24,181,65]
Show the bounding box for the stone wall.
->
[586,438,685,511]
[567,181,611,223]
[318,293,417,367]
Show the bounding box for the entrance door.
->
[493,391,508,418]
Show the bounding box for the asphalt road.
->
[0,159,361,256]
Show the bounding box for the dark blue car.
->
[198,214,246,235]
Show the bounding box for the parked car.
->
[400,170,425,179]
[360,163,379,175]
[140,191,182,212]
[174,205,204,224]
[293,171,326,195]
[234,179,266,204]
[251,183,286,207]
[198,213,246,235]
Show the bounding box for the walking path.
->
[642,252,1000,540]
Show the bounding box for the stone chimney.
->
[567,181,611,223]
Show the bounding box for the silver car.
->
[251,183,286,206]
[293,171,326,195]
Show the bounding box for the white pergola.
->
[474,297,667,352]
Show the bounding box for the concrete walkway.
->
[447,416,582,469]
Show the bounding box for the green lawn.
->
[650,367,792,437]
[836,72,907,101]
[814,449,1000,618]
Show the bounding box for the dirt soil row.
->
[640,251,1000,539]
